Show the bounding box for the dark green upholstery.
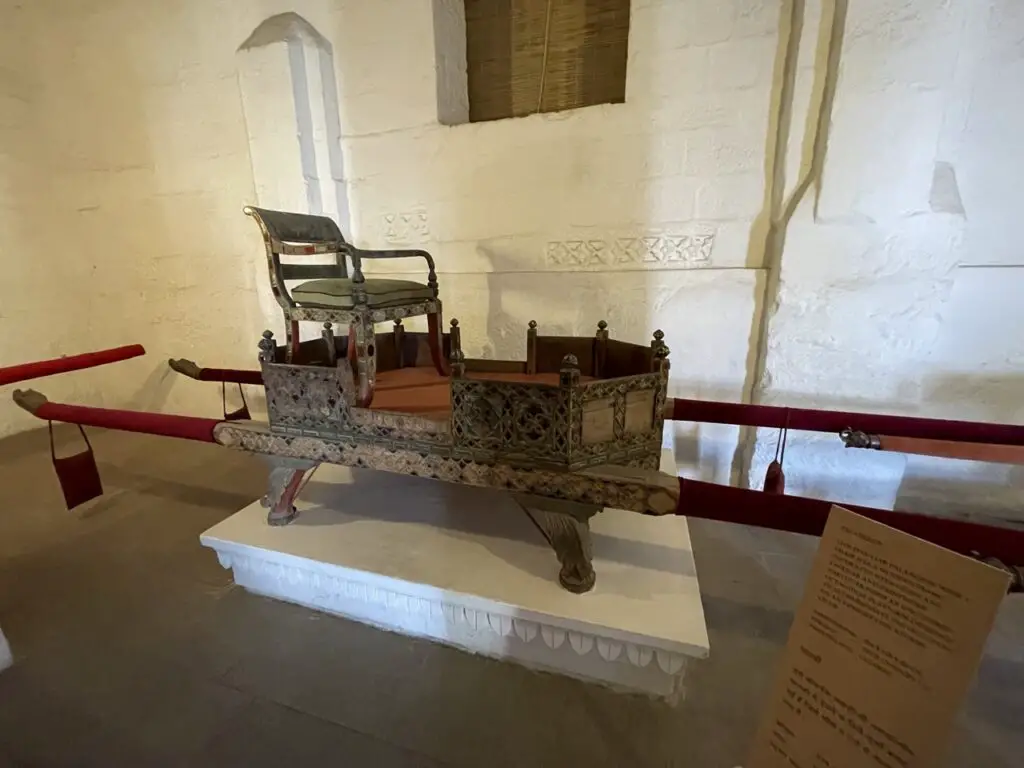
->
[291,278,434,310]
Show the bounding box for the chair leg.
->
[285,320,301,364]
[427,311,449,376]
[351,316,376,408]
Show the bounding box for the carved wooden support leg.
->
[427,311,449,376]
[516,496,598,594]
[260,458,318,526]
[350,315,376,407]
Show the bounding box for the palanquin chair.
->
[243,206,448,406]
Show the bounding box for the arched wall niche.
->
[236,12,350,233]
[235,12,351,336]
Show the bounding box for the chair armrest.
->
[348,247,437,291]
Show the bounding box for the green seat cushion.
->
[291,278,433,309]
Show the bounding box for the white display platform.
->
[201,450,708,698]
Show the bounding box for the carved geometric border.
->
[546,232,715,270]
[212,548,690,677]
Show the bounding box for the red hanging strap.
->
[49,422,103,510]
[221,382,251,421]
[763,410,789,494]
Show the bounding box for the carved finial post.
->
[322,322,337,365]
[258,330,276,363]
[526,320,538,375]
[594,320,609,378]
[449,318,465,378]
[559,353,580,389]
[651,329,670,374]
[347,246,367,307]
[393,318,406,368]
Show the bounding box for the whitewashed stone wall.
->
[752,0,1024,525]
[0,0,1021,527]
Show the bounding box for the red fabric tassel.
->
[763,460,785,494]
[50,423,103,510]
[763,418,789,494]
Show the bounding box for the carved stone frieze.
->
[545,232,715,270]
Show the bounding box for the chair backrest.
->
[244,207,349,287]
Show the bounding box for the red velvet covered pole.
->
[13,390,220,443]
[668,397,1024,447]
[196,368,263,385]
[167,359,263,386]
[677,476,1024,567]
[0,345,145,386]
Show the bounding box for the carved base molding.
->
[210,546,691,697]
[200,456,708,700]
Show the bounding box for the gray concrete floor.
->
[0,426,1021,767]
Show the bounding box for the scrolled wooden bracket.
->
[12,388,48,415]
[168,358,203,380]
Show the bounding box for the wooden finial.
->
[322,322,337,365]
[393,318,405,368]
[559,353,580,389]
[651,329,669,373]
[526,320,538,375]
[258,330,276,363]
[449,318,464,377]
[594,320,609,377]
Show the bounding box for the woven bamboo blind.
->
[465,0,630,123]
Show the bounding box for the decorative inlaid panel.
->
[450,378,571,466]
[545,232,715,269]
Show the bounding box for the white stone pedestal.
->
[200,452,708,699]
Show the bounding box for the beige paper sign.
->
[748,505,1010,768]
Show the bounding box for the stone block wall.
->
[0,0,1021,526]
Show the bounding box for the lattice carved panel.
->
[451,378,570,465]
